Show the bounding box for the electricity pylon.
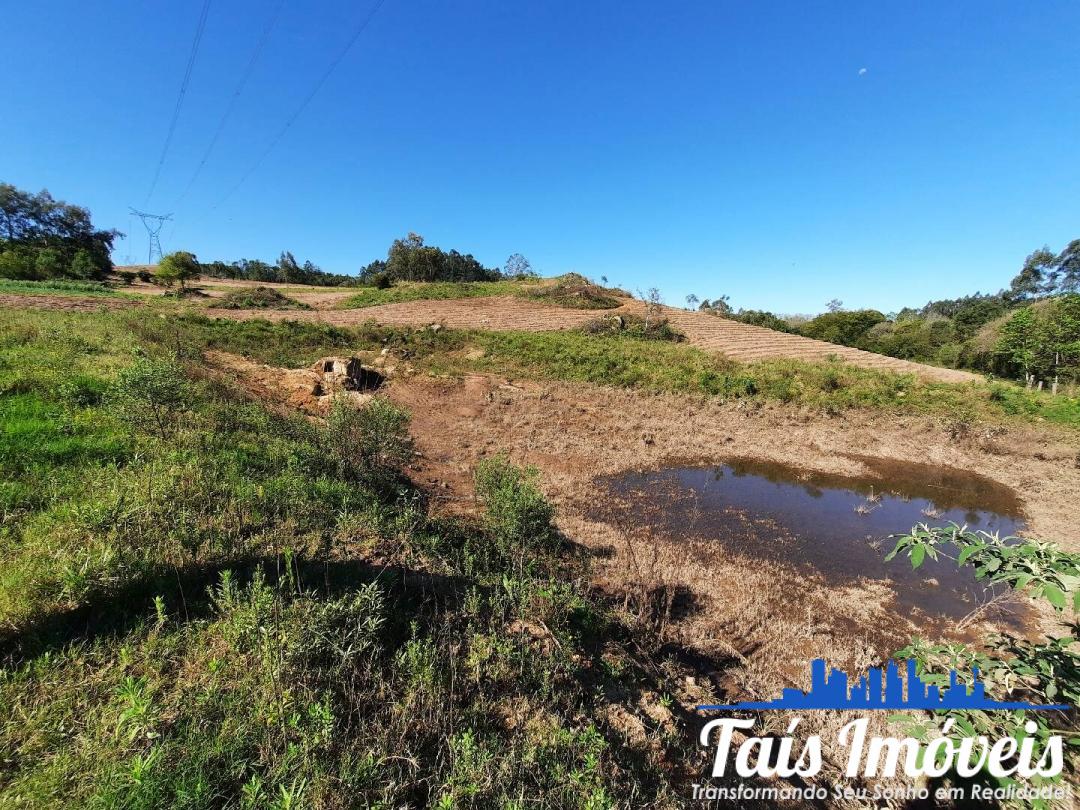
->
[129,207,173,264]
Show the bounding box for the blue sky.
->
[2,1,1078,313]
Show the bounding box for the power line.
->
[211,0,387,209]
[173,0,285,206]
[144,0,214,205]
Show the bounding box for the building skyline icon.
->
[697,658,1068,712]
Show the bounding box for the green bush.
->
[474,454,557,571]
[323,397,414,492]
[112,355,189,438]
[799,309,888,346]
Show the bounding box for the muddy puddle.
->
[594,456,1030,630]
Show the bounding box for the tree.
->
[0,182,118,279]
[277,250,301,283]
[825,298,844,313]
[156,251,201,289]
[384,232,500,283]
[1009,247,1056,300]
[639,287,663,329]
[685,293,699,310]
[699,295,732,316]
[800,309,887,347]
[504,253,532,278]
[1052,239,1080,293]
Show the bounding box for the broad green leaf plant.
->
[884,522,1080,807]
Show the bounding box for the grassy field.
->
[0,307,695,808]
[0,278,121,297]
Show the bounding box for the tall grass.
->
[0,308,690,808]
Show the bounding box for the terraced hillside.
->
[0,285,978,383]
[203,295,980,383]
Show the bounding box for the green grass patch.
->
[336,275,629,311]
[0,307,688,808]
[0,278,119,297]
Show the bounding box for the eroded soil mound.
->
[205,351,385,415]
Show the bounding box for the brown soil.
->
[0,294,141,312]
[370,368,1079,701]
[205,350,384,415]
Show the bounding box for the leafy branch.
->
[886,522,1080,611]
[884,523,1080,806]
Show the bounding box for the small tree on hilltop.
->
[504,253,532,278]
[826,298,844,313]
[685,293,699,310]
[638,287,663,330]
[156,251,201,290]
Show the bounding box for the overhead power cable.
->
[211,0,387,208]
[174,0,285,205]
[144,0,214,205]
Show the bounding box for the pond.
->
[594,456,1027,628]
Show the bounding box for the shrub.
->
[111,355,189,437]
[216,286,311,310]
[474,454,557,571]
[526,274,626,309]
[34,248,65,278]
[323,397,414,492]
[69,249,98,279]
[581,313,684,342]
[118,271,136,285]
[0,249,36,280]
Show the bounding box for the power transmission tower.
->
[129,208,173,264]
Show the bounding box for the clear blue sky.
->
[2,1,1078,313]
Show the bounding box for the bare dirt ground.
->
[383,369,1079,717]
[205,347,1080,704]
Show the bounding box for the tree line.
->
[0,183,533,289]
[0,183,119,280]
[689,240,1080,385]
